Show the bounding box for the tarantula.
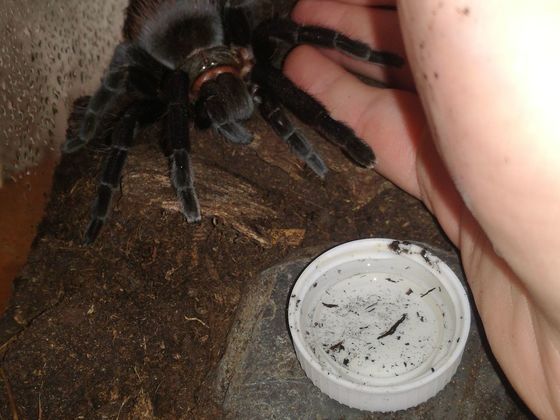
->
[63,0,403,243]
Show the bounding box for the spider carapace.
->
[63,0,404,243]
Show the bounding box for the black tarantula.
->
[63,0,403,243]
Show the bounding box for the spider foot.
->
[84,218,105,245]
[315,114,376,168]
[177,187,202,223]
[170,148,201,223]
[258,87,328,178]
[83,183,113,244]
[216,121,253,145]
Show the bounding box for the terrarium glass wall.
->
[0,0,127,310]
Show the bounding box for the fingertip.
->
[284,46,425,197]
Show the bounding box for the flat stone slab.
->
[214,245,533,419]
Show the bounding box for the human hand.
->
[285,1,560,417]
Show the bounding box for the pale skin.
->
[285,0,560,418]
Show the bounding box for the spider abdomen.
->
[135,0,224,69]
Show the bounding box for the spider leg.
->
[203,95,253,145]
[164,71,201,223]
[63,43,167,153]
[64,43,132,153]
[255,86,327,178]
[84,105,140,244]
[196,73,253,145]
[253,18,404,68]
[252,63,375,168]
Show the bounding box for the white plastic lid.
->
[287,238,471,412]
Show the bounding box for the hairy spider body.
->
[63,0,403,243]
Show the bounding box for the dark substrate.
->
[0,114,451,418]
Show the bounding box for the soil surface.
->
[0,102,453,418]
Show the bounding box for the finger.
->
[285,45,464,242]
[285,46,419,193]
[292,0,414,89]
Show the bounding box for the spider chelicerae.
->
[63,0,403,243]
